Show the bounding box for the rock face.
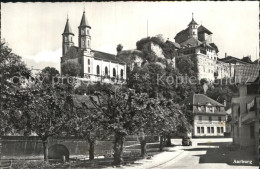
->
[48,144,70,161]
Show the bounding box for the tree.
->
[87,83,149,165]
[0,39,31,135]
[41,66,59,83]
[67,94,110,160]
[116,44,123,54]
[175,55,198,77]
[61,60,81,77]
[8,83,73,162]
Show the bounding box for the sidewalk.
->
[115,146,184,169]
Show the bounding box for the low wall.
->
[0,136,139,158]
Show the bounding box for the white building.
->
[60,10,126,83]
[180,94,227,137]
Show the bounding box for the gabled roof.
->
[198,25,212,35]
[79,11,91,28]
[234,64,260,84]
[92,50,125,64]
[63,19,74,35]
[180,94,224,107]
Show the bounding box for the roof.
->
[92,50,125,64]
[180,94,224,107]
[63,19,74,35]
[209,43,219,53]
[174,28,189,43]
[188,18,198,26]
[234,64,260,84]
[198,25,212,35]
[218,56,249,64]
[180,37,202,47]
[79,11,91,28]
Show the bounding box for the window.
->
[221,127,224,133]
[105,67,108,75]
[96,65,100,75]
[217,127,220,133]
[71,37,72,41]
[88,67,90,73]
[120,69,124,78]
[88,59,90,65]
[199,116,202,121]
[209,116,212,122]
[211,127,214,134]
[88,40,90,48]
[197,127,200,134]
[113,68,116,77]
[207,127,210,133]
[201,127,204,134]
[218,116,221,122]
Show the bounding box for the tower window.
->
[113,68,116,77]
[105,67,108,75]
[87,30,89,34]
[88,59,90,65]
[88,67,90,73]
[71,37,72,41]
[96,65,100,75]
[120,69,124,78]
[88,40,90,48]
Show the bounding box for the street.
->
[151,138,258,169]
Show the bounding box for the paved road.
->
[152,138,258,169]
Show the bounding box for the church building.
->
[60,10,126,83]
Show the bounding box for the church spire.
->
[63,17,74,35]
[79,10,91,28]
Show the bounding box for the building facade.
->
[60,11,126,83]
[181,94,227,137]
[231,64,259,152]
[174,14,254,81]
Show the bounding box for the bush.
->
[12,160,56,169]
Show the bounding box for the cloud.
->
[25,48,62,63]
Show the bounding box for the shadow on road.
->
[182,142,258,166]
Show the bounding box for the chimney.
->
[225,53,227,58]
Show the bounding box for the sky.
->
[1,1,259,72]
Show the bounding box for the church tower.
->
[78,10,91,52]
[188,13,198,39]
[62,17,74,57]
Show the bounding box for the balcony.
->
[241,111,257,124]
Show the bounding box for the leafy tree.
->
[87,83,150,165]
[61,60,81,77]
[41,66,59,83]
[7,83,73,162]
[67,94,110,160]
[116,44,123,54]
[175,55,197,77]
[0,39,31,135]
